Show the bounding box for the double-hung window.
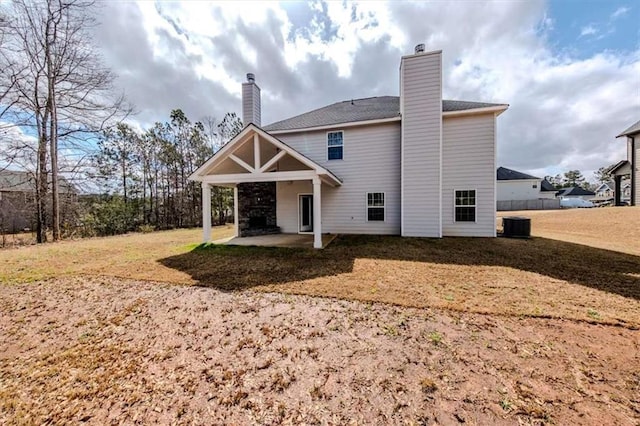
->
[367,192,385,221]
[327,131,343,160]
[454,190,476,222]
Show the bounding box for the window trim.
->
[453,189,477,223]
[326,130,344,161]
[366,191,385,222]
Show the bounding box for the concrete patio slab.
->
[210,233,337,249]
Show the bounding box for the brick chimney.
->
[242,73,261,127]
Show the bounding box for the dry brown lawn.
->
[1,208,639,424]
[498,206,640,256]
[1,210,639,328]
[0,225,234,283]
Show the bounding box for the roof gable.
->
[188,124,341,186]
[595,182,613,192]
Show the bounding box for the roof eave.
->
[267,116,401,135]
[616,131,640,138]
[443,105,509,118]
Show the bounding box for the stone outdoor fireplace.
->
[237,182,280,237]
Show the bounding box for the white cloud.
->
[611,6,630,19]
[60,1,640,182]
[580,25,598,37]
[0,122,38,171]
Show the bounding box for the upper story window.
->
[327,131,343,160]
[454,190,476,222]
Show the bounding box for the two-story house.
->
[190,46,509,248]
[609,120,639,206]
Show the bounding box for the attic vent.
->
[414,43,425,54]
[246,73,255,83]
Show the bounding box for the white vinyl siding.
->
[497,179,544,201]
[276,123,401,234]
[276,180,312,233]
[400,50,442,237]
[442,114,496,237]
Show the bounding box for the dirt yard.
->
[1,208,639,424]
[1,277,638,425]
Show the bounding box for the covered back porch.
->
[190,124,341,249]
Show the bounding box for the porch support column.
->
[202,182,211,243]
[614,175,622,206]
[234,185,239,237]
[312,177,322,249]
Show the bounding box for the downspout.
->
[632,136,636,206]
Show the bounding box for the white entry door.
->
[299,194,313,232]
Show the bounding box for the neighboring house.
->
[593,181,614,200]
[556,186,595,201]
[609,119,639,206]
[0,170,77,233]
[190,46,509,248]
[496,167,556,201]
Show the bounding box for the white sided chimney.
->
[242,73,261,127]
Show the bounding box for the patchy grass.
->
[1,208,639,424]
[1,214,639,327]
[1,277,637,424]
[0,225,234,283]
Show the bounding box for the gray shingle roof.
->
[264,96,507,132]
[557,186,595,197]
[496,166,540,181]
[540,179,556,192]
[0,170,76,193]
[442,100,505,112]
[617,119,640,137]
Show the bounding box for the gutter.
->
[267,116,401,135]
[442,105,509,118]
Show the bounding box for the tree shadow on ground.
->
[158,235,640,302]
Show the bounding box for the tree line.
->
[87,110,241,236]
[544,166,619,191]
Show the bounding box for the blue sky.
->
[547,0,638,58]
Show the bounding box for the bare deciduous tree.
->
[3,0,131,242]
